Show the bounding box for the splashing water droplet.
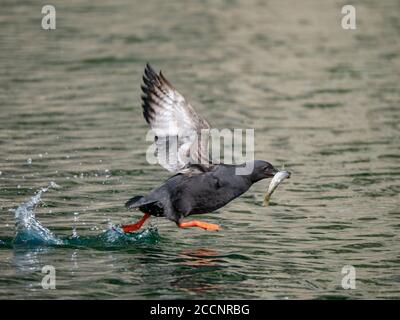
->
[72,212,80,238]
[27,158,32,165]
[49,181,60,189]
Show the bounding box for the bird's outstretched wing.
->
[141,63,211,173]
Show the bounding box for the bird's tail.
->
[125,195,145,209]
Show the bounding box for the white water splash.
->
[10,182,160,247]
[72,212,79,238]
[13,182,63,245]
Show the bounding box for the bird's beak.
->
[265,166,279,178]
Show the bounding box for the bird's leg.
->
[121,213,151,233]
[177,220,220,231]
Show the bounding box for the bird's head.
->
[247,160,279,182]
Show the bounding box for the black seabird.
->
[121,64,279,232]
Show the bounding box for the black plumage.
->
[122,64,278,232]
[126,161,278,224]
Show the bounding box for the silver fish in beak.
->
[263,170,291,206]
